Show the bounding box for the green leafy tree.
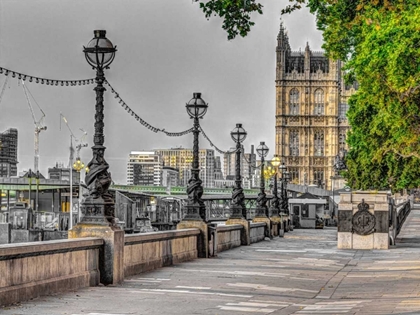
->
[197,0,263,40]
[343,2,420,190]
[199,0,420,190]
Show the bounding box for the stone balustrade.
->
[0,221,274,307]
[124,229,200,277]
[0,237,103,306]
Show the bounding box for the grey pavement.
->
[3,211,420,315]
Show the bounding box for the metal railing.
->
[396,200,411,237]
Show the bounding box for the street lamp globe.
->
[256,141,269,158]
[83,30,117,70]
[230,123,247,143]
[73,158,85,172]
[186,93,208,119]
[271,155,281,168]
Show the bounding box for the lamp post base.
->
[269,207,279,218]
[182,204,204,221]
[254,206,268,218]
[80,197,116,227]
[229,204,245,220]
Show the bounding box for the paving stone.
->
[2,210,420,314]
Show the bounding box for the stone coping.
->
[0,237,103,260]
[125,228,200,245]
[340,190,390,194]
[216,224,243,232]
[250,222,266,228]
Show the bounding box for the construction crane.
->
[60,114,88,229]
[22,80,47,173]
[60,114,88,167]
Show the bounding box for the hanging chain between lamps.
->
[105,80,194,137]
[0,66,95,86]
[198,125,239,155]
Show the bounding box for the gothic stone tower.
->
[275,23,352,190]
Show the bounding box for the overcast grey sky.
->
[0,0,323,184]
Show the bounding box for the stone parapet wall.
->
[0,237,103,306]
[338,191,390,250]
[216,224,242,252]
[124,229,200,277]
[250,222,266,243]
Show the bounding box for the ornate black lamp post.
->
[269,155,281,217]
[279,162,290,215]
[255,142,269,217]
[184,93,208,221]
[229,123,247,219]
[332,149,347,220]
[81,30,117,226]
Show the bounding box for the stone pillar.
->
[338,191,389,250]
[177,221,208,258]
[0,223,11,244]
[269,216,281,237]
[69,224,124,285]
[226,218,250,245]
[252,217,272,238]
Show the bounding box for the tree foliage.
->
[342,2,420,190]
[197,0,263,40]
[198,0,420,190]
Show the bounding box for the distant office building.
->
[154,148,215,188]
[0,128,18,177]
[223,145,256,187]
[214,156,224,181]
[48,162,80,182]
[127,151,163,186]
[162,166,179,187]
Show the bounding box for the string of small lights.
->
[105,80,194,137]
[0,66,95,86]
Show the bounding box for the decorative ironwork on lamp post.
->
[229,123,247,219]
[279,162,290,215]
[332,149,348,220]
[73,157,85,223]
[81,30,117,226]
[255,142,269,217]
[269,155,281,217]
[184,93,208,221]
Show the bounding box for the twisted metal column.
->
[280,179,289,215]
[269,173,280,217]
[184,116,205,220]
[230,142,246,219]
[82,67,115,225]
[255,156,268,217]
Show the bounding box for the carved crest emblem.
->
[352,199,376,235]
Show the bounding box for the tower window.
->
[314,131,324,156]
[314,89,324,115]
[313,169,324,186]
[289,89,299,115]
[289,130,299,156]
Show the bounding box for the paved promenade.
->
[3,211,420,315]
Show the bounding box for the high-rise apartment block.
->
[275,23,354,189]
[154,148,215,188]
[223,145,256,185]
[0,128,18,177]
[127,151,163,186]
